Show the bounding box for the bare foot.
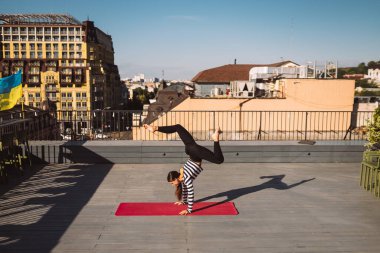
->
[211,127,222,141]
[143,124,157,133]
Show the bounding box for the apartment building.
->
[0,14,121,130]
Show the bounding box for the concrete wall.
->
[28,140,365,164]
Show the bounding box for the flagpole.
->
[21,95,25,119]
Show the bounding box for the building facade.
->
[367,66,380,84]
[0,14,121,132]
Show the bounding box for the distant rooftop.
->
[0,14,82,25]
[191,60,298,83]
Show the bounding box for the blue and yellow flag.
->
[0,70,23,111]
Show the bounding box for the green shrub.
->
[367,107,380,150]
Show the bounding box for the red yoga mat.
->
[115,202,238,216]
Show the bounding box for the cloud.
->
[165,15,202,22]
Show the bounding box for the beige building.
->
[135,78,356,140]
[0,14,121,131]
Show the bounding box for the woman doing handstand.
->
[143,124,224,215]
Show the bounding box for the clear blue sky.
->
[2,0,380,80]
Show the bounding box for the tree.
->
[355,79,378,88]
[367,61,378,69]
[366,107,380,150]
[357,62,367,74]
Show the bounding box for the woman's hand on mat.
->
[174,201,184,205]
[179,210,189,215]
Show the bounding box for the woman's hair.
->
[167,171,182,201]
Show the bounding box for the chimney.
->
[234,59,237,64]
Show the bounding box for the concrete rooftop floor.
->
[1,162,380,253]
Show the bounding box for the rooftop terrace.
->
[1,160,380,252]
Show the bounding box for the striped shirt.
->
[182,159,203,213]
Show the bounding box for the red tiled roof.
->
[191,61,298,83]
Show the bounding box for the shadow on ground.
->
[0,142,113,253]
[193,174,315,213]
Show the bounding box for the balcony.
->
[45,86,57,92]
[48,97,57,102]
[61,79,72,84]
[28,79,40,84]
[29,62,40,67]
[46,79,57,85]
[61,97,73,102]
[12,61,24,67]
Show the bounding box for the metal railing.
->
[45,110,373,141]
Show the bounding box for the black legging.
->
[157,124,224,164]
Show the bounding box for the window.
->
[82,102,87,108]
[4,52,10,58]
[29,36,35,41]
[82,92,86,97]
[30,52,35,58]
[28,93,33,99]
[76,92,81,98]
[61,93,66,98]
[53,43,58,50]
[36,102,40,107]
[30,44,35,50]
[21,43,26,50]
[14,52,19,58]
[62,44,67,50]
[37,43,42,50]
[21,52,26,58]
[13,43,19,50]
[67,92,72,98]
[37,52,43,58]
[36,93,40,98]
[68,102,72,108]
[76,102,81,107]
[29,102,33,107]
[28,27,35,33]
[53,52,58,58]
[62,102,67,108]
